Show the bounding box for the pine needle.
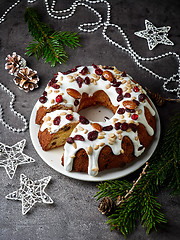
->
[24,8,80,67]
[95,113,180,237]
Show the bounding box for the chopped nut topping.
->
[68,110,73,114]
[54,90,60,93]
[60,112,66,116]
[99,142,105,147]
[108,140,115,145]
[105,83,111,89]
[94,144,99,150]
[112,118,118,123]
[78,126,84,131]
[120,149,124,154]
[116,129,123,134]
[92,167,99,172]
[98,135,105,139]
[108,133,116,138]
[87,146,93,155]
[118,134,122,140]
[44,116,51,122]
[72,142,77,149]
[84,129,88,134]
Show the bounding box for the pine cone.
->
[13,67,39,92]
[5,52,26,76]
[98,197,116,215]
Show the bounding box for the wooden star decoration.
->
[6,174,53,215]
[0,139,35,179]
[134,19,174,50]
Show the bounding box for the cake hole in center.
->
[79,105,114,122]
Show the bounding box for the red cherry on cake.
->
[39,96,47,104]
[116,87,123,95]
[115,122,121,130]
[76,76,84,88]
[95,68,103,75]
[43,91,47,96]
[133,99,140,106]
[120,123,128,131]
[129,123,137,132]
[102,125,113,131]
[66,114,73,121]
[51,83,60,89]
[84,77,90,85]
[56,95,63,103]
[79,116,89,124]
[131,114,138,120]
[88,130,98,141]
[53,116,61,125]
[117,95,124,102]
[133,86,139,92]
[112,81,121,87]
[124,93,131,98]
[138,93,146,102]
[117,108,125,114]
[80,66,88,75]
[121,70,127,77]
[67,137,74,144]
[73,135,85,141]
[74,99,79,106]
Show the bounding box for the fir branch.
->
[95,113,180,237]
[24,8,80,67]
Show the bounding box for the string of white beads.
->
[0,0,179,98]
[0,83,28,133]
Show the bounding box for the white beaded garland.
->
[0,0,180,98]
[0,83,28,133]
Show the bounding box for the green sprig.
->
[95,113,180,237]
[24,8,80,67]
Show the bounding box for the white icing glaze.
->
[37,65,155,176]
[40,110,79,134]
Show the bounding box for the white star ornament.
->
[0,139,35,179]
[134,19,174,50]
[6,174,53,215]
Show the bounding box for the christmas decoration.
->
[0,82,28,132]
[13,67,39,92]
[6,173,53,215]
[24,7,80,67]
[95,113,180,237]
[134,20,174,50]
[5,52,26,76]
[0,139,35,179]
[0,1,179,97]
[98,197,116,215]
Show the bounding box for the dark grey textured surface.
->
[0,1,180,240]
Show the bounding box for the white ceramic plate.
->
[29,102,160,182]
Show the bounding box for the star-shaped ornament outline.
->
[6,174,53,215]
[0,139,35,179]
[134,19,174,50]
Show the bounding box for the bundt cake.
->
[36,64,156,176]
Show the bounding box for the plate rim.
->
[29,101,160,182]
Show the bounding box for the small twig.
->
[116,162,149,206]
[145,87,180,106]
